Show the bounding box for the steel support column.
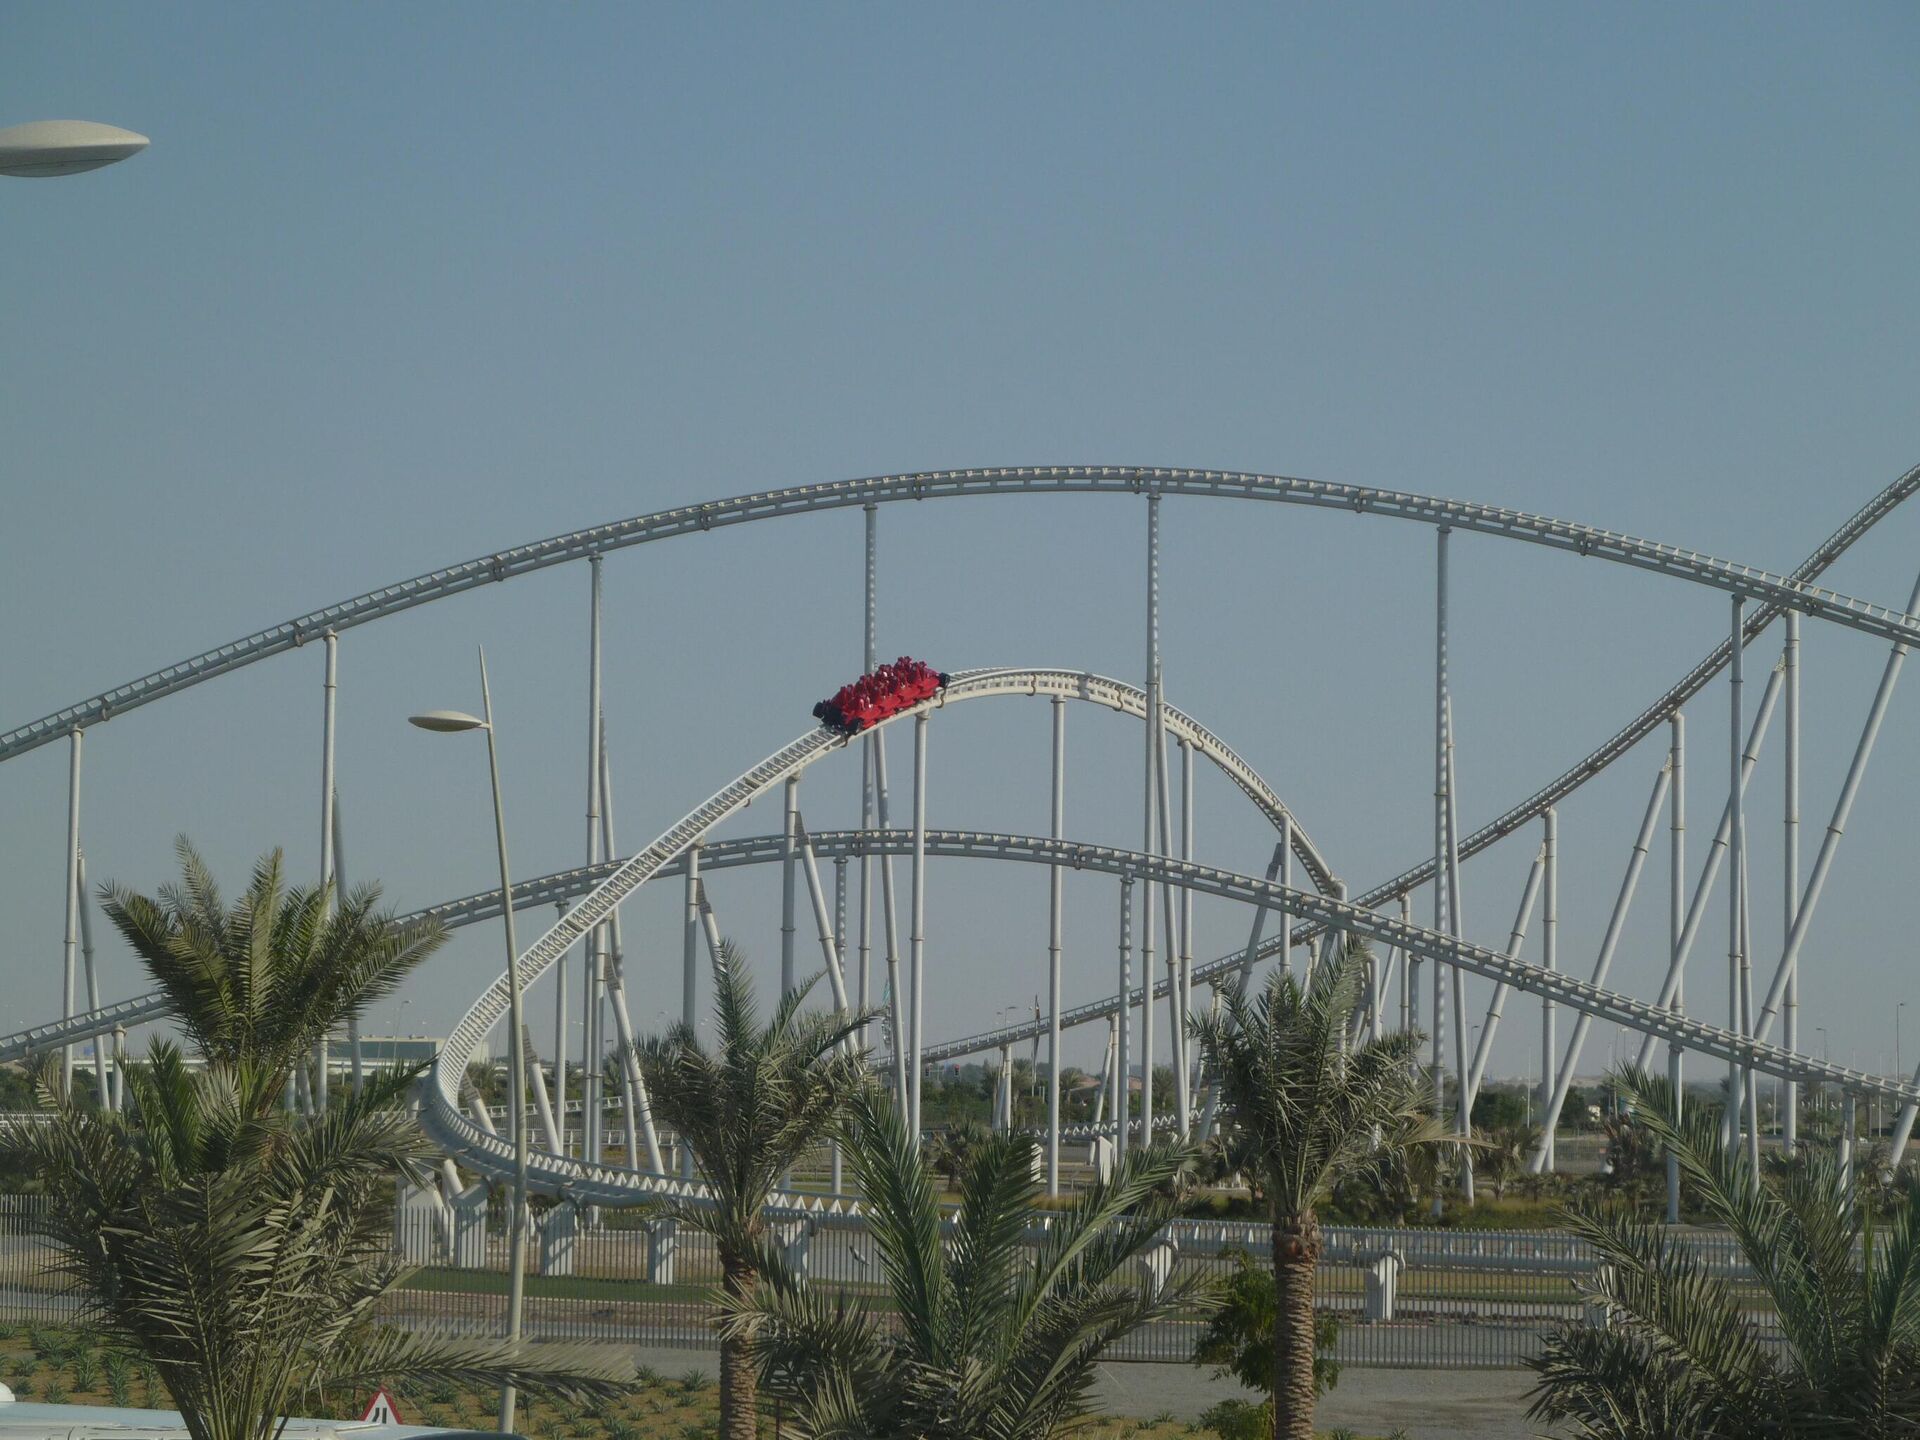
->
[1463,852,1546,1109]
[781,774,799,996]
[317,631,337,1112]
[335,792,359,1090]
[873,733,908,1102]
[1632,664,1784,1074]
[859,501,882,1054]
[598,735,662,1173]
[682,843,700,1177]
[1401,892,1416,1035]
[1444,697,1471,1200]
[1783,613,1800,1148]
[1047,695,1065,1195]
[1725,598,1746,1151]
[909,712,928,1139]
[1432,527,1451,1210]
[1197,840,1284,1143]
[1177,735,1195,1124]
[1156,724,1185,1130]
[1531,765,1671,1171]
[1841,1093,1857,1205]
[1668,715,1685,1223]
[1740,841,1760,1171]
[1141,493,1162,1137]
[60,729,82,1093]
[76,851,106,1098]
[583,557,606,1167]
[1756,571,1920,1050]
[1541,809,1557,1172]
[1116,875,1133,1163]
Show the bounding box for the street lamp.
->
[13,116,147,1095]
[409,650,529,1433]
[0,120,147,177]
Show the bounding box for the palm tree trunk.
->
[1271,1211,1320,1440]
[719,1247,759,1440]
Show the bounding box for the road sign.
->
[360,1387,403,1425]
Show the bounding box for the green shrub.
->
[1197,1398,1269,1440]
[105,1354,133,1407]
[1190,1247,1339,1400]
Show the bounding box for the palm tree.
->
[630,940,872,1440]
[102,840,445,1113]
[1528,1068,1920,1440]
[926,1115,993,1185]
[1478,1123,1542,1202]
[2,841,624,1440]
[726,1091,1210,1438]
[1190,943,1443,1440]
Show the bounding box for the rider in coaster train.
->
[812,659,949,734]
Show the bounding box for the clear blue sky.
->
[5,5,1920,1085]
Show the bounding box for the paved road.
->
[619,1342,1553,1439]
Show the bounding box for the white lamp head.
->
[409,710,487,733]
[0,120,149,178]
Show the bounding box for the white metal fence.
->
[0,1193,1774,1369]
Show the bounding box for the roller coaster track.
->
[412,826,1920,1212]
[7,464,1918,768]
[0,670,1330,1063]
[12,461,1920,1213]
[412,657,1920,1209]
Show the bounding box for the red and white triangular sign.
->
[360,1387,404,1426]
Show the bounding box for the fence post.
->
[540,1202,579,1277]
[775,1219,814,1280]
[646,1218,678,1285]
[1091,1135,1115,1182]
[1583,1264,1616,1331]
[395,1183,444,1264]
[1138,1236,1178,1299]
[449,1186,490,1269]
[1362,1250,1402,1322]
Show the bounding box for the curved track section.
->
[11,462,1920,1213]
[8,462,1918,764]
[4,670,1328,1063]
[419,826,1920,1212]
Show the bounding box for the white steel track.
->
[8,464,1918,768]
[12,462,1920,1213]
[412,823,1920,1212]
[1,670,1327,1061]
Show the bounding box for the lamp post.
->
[0,120,147,177]
[10,116,146,1094]
[410,650,528,1433]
